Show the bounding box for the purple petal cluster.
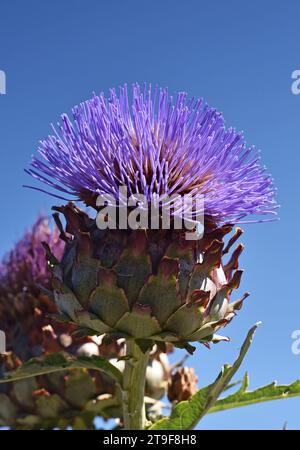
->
[0,217,63,295]
[26,84,278,224]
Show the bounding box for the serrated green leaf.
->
[149,323,259,430]
[209,376,300,413]
[0,352,123,385]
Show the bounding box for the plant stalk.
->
[122,340,150,430]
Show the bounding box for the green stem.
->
[122,340,150,430]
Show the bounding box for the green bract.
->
[48,203,248,352]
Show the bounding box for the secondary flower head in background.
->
[0,216,62,295]
[26,83,278,225]
[0,217,172,429]
[0,216,64,359]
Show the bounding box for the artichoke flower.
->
[26,84,277,351]
[0,217,65,362]
[25,84,278,428]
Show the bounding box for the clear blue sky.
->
[0,0,300,429]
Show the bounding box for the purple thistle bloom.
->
[0,216,65,359]
[0,216,63,296]
[25,84,278,224]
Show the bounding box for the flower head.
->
[0,217,64,359]
[26,84,277,225]
[0,216,63,298]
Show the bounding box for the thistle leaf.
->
[0,352,123,385]
[209,376,300,413]
[149,323,259,430]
